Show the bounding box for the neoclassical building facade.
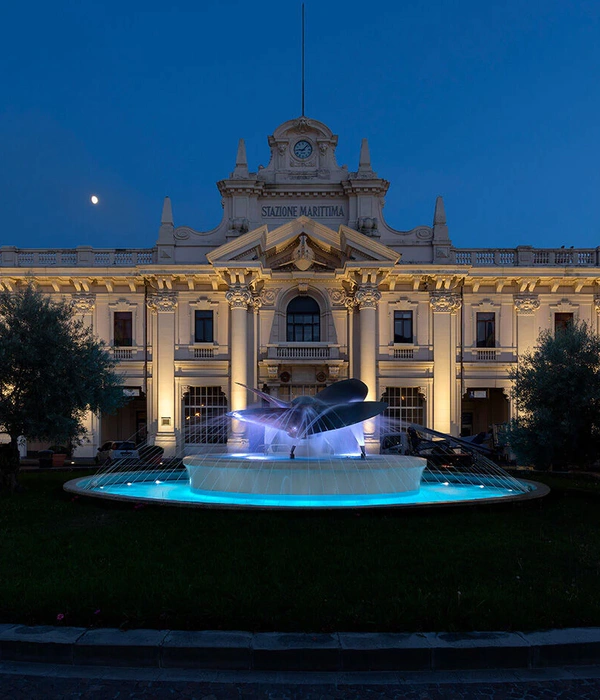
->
[2,116,600,456]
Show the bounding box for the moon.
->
[90,195,99,205]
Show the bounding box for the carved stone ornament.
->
[295,116,310,133]
[259,288,281,306]
[415,227,433,240]
[147,291,178,312]
[71,293,95,313]
[429,292,462,313]
[357,217,378,235]
[292,234,315,271]
[514,295,540,315]
[226,285,253,309]
[595,297,600,315]
[267,365,279,379]
[355,285,382,309]
[173,226,192,240]
[327,288,357,309]
[227,217,249,235]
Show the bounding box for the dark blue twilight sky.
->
[1,0,599,251]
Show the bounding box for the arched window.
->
[286,296,321,342]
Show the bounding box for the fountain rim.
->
[63,474,549,511]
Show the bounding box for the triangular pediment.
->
[206,216,400,270]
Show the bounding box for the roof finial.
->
[434,195,446,225]
[432,195,450,243]
[161,196,173,225]
[358,138,372,172]
[231,138,249,179]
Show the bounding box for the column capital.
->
[429,291,462,313]
[513,295,540,315]
[147,291,178,312]
[355,284,381,309]
[226,284,253,309]
[71,293,96,313]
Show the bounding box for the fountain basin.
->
[184,454,427,499]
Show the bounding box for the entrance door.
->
[100,397,147,444]
[461,388,509,436]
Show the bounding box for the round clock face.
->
[293,140,313,159]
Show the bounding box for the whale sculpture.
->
[227,378,388,458]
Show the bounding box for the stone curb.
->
[1,624,600,672]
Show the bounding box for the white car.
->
[96,441,140,464]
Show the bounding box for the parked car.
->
[96,441,140,465]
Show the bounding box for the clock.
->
[293,140,313,159]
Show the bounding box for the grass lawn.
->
[1,470,600,633]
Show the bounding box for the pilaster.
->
[514,295,540,358]
[430,291,462,435]
[147,291,178,455]
[71,293,99,458]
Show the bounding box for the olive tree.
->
[0,286,125,491]
[507,321,600,470]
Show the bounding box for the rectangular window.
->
[394,310,413,344]
[476,312,495,348]
[555,312,574,333]
[194,310,214,343]
[114,311,133,347]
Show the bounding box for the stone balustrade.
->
[0,247,156,267]
[268,344,340,360]
[452,247,599,267]
[2,244,599,268]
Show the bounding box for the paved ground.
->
[3,663,600,699]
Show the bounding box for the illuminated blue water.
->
[69,477,531,508]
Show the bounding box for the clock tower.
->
[258,115,345,183]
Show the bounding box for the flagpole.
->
[301,3,305,116]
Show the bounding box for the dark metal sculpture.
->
[228,379,388,459]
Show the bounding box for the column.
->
[226,284,252,449]
[148,291,178,455]
[72,293,99,458]
[356,284,381,451]
[430,291,462,435]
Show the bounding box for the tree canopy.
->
[0,286,125,455]
[507,321,600,470]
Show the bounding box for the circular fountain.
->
[64,379,546,509]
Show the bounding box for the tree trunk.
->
[0,437,21,493]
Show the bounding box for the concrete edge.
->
[2,626,600,671]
